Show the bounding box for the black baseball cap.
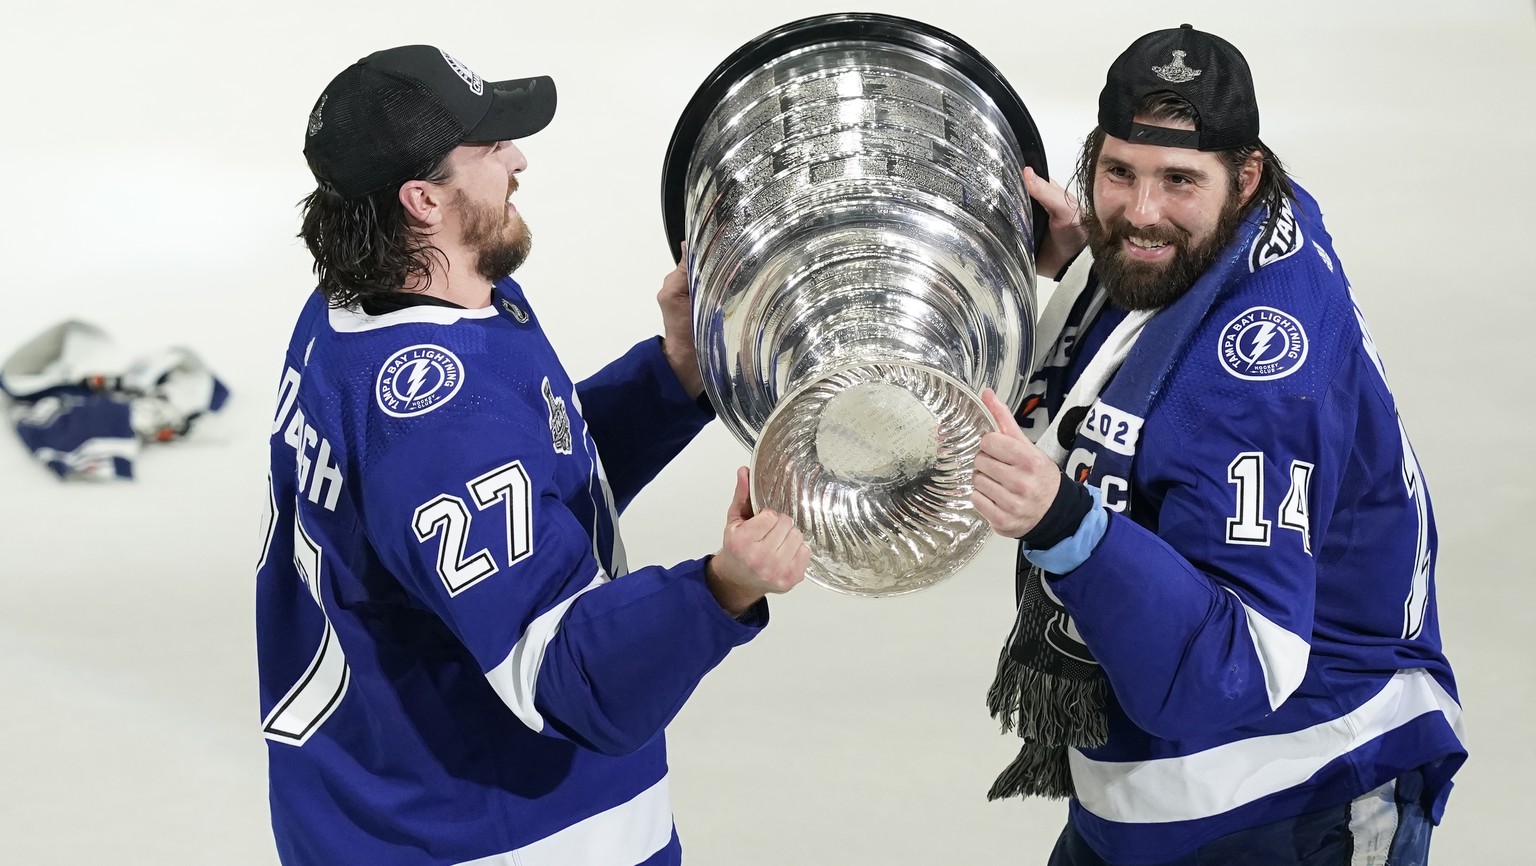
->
[303,45,557,199]
[1098,24,1258,151]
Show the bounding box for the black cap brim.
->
[467,75,557,142]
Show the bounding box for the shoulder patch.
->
[1249,199,1304,272]
[500,297,530,323]
[542,377,572,455]
[375,344,464,417]
[1217,307,1309,381]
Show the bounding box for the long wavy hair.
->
[1075,91,1294,224]
[298,156,454,308]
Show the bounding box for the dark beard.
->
[454,189,533,280]
[1084,195,1246,310]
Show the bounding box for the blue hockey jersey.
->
[255,278,761,865]
[1033,189,1466,863]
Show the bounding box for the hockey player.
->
[256,45,809,865]
[972,25,1465,865]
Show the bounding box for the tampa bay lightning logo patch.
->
[376,344,464,417]
[1218,307,1309,381]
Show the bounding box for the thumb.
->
[981,388,1025,438]
[727,466,754,524]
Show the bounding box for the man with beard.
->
[256,45,809,866]
[971,25,1465,866]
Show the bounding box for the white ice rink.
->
[2,1,1533,863]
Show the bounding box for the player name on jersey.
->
[272,366,344,512]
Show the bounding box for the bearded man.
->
[257,45,808,866]
[972,24,1465,866]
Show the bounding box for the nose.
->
[1125,179,1163,229]
[501,141,527,174]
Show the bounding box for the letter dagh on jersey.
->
[273,365,345,511]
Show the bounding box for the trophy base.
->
[751,362,997,598]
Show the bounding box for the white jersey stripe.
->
[484,571,607,732]
[1070,669,1464,824]
[1226,588,1310,710]
[568,389,629,578]
[454,775,674,866]
[328,303,498,333]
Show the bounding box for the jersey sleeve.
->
[574,337,713,512]
[361,408,760,756]
[1050,382,1354,741]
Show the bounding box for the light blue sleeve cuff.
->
[1023,485,1108,575]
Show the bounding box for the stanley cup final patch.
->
[1152,50,1203,84]
[542,377,572,455]
[1218,307,1309,381]
[376,345,464,417]
[307,95,327,137]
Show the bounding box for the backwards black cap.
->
[1098,24,1258,151]
[303,45,557,200]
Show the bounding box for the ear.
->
[398,179,446,227]
[1237,150,1263,207]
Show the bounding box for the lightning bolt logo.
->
[1247,321,1280,366]
[402,359,432,403]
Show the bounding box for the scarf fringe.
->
[987,741,1074,801]
[984,646,1109,801]
[986,648,1108,747]
[985,646,1028,734]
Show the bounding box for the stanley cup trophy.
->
[662,14,1049,597]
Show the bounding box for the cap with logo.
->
[304,45,557,199]
[1098,24,1258,151]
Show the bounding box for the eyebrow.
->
[1099,154,1213,183]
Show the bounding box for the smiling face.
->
[1083,117,1257,309]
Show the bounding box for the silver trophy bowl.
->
[663,14,1047,597]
